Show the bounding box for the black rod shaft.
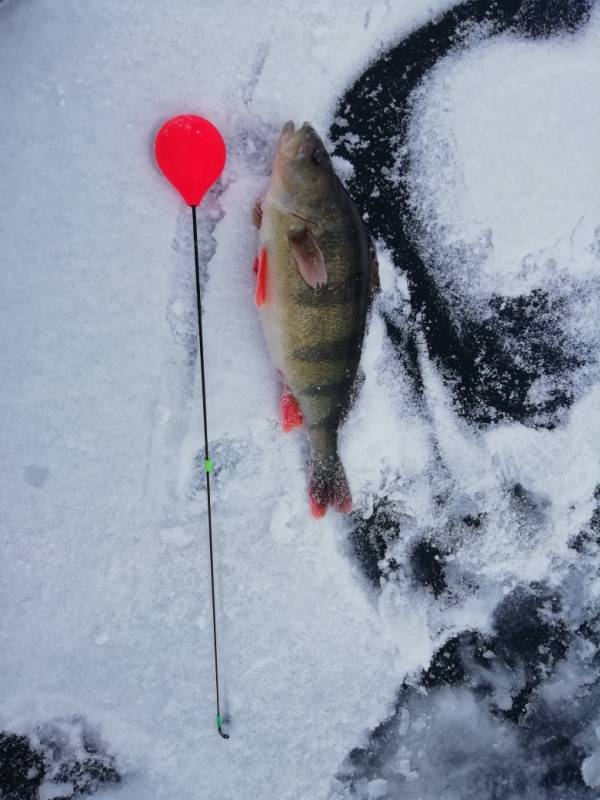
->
[191,204,228,740]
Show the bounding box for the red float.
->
[155,114,226,206]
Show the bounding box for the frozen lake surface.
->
[2,0,600,798]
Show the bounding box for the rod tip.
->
[216,713,230,739]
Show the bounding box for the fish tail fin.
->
[308,454,352,518]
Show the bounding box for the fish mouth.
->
[276,120,321,161]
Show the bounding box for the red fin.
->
[252,256,259,274]
[281,386,304,432]
[255,248,268,308]
[309,492,328,519]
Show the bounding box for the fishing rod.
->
[191,203,229,739]
[155,114,229,739]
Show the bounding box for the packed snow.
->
[405,16,600,404]
[2,0,600,798]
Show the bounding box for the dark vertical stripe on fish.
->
[292,337,359,362]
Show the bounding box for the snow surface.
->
[332,5,600,798]
[405,14,600,388]
[0,1,455,799]
[2,0,600,798]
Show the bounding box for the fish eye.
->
[311,147,326,165]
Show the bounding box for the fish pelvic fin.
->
[255,247,268,308]
[308,453,352,518]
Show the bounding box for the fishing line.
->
[192,205,229,740]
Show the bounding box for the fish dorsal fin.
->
[367,233,380,305]
[288,227,327,289]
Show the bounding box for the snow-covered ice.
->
[0,1,454,798]
[2,0,600,798]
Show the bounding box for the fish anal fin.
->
[281,386,304,432]
[255,248,268,308]
[288,227,327,289]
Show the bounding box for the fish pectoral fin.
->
[255,248,268,308]
[288,227,327,289]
